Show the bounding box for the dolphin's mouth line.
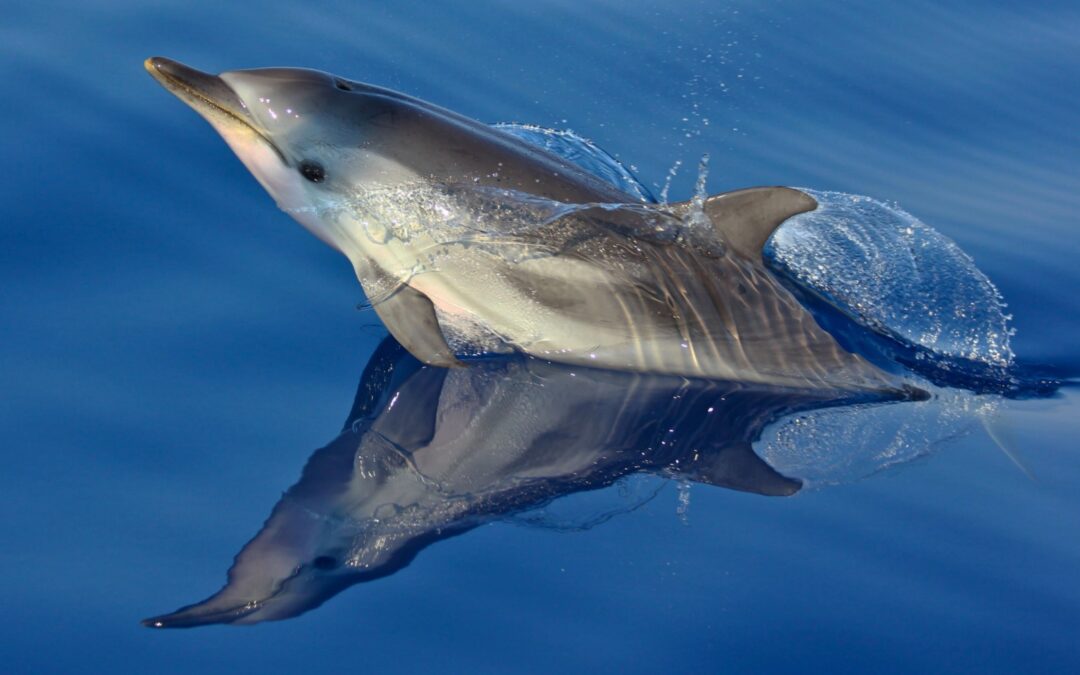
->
[148,60,287,165]
[142,598,263,629]
[140,560,308,628]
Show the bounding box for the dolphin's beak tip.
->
[140,610,205,629]
[141,606,200,629]
[144,56,173,84]
[141,615,170,629]
[144,57,207,84]
[144,56,171,73]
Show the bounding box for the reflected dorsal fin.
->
[342,337,421,431]
[674,187,817,261]
[675,442,801,496]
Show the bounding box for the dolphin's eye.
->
[312,556,339,570]
[299,161,325,183]
[334,78,354,91]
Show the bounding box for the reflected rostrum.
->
[144,337,904,628]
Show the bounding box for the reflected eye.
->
[312,556,339,570]
[300,161,325,183]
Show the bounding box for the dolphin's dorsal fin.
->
[368,281,463,369]
[674,442,801,496]
[675,187,817,260]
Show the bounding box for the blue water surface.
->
[2,0,1079,672]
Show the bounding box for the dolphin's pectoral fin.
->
[674,442,801,496]
[675,187,817,261]
[370,285,464,369]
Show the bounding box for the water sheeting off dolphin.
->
[143,337,899,628]
[145,57,913,393]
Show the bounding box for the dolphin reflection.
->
[144,337,912,628]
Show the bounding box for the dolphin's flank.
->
[146,57,910,394]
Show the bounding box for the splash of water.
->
[659,159,683,205]
[495,123,656,203]
[766,190,1015,386]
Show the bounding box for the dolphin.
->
[145,57,909,393]
[143,336,896,628]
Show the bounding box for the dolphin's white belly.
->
[330,196,650,361]
[414,253,630,354]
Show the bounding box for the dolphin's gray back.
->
[341,82,638,204]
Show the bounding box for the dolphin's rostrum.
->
[145,57,911,393]
[143,337,904,628]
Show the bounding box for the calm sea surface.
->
[3,1,1078,672]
